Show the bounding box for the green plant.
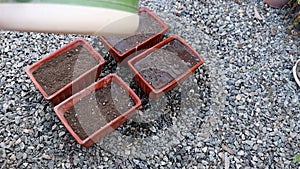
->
[293,154,300,163]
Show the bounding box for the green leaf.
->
[0,0,139,13]
[293,154,300,163]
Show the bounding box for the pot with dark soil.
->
[54,74,142,147]
[99,7,169,63]
[128,35,205,99]
[25,38,105,105]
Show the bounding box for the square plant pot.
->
[53,74,142,147]
[25,38,105,105]
[99,7,169,63]
[128,35,205,99]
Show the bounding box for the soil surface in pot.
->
[103,11,163,53]
[134,39,201,89]
[64,83,134,140]
[33,45,99,96]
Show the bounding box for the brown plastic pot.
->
[53,74,142,147]
[264,0,290,8]
[128,35,205,99]
[25,38,105,105]
[99,7,169,63]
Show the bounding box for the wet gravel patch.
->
[1,0,300,168]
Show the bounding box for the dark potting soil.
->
[104,11,163,53]
[140,68,174,89]
[134,39,200,89]
[113,34,155,54]
[33,45,98,96]
[64,83,135,140]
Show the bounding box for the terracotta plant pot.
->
[25,38,105,105]
[99,7,169,63]
[128,35,205,99]
[264,0,290,8]
[54,74,142,147]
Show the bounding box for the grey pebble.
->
[48,161,54,169]
[58,131,65,137]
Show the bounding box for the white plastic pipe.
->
[0,3,139,35]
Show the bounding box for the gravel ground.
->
[1,0,300,168]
